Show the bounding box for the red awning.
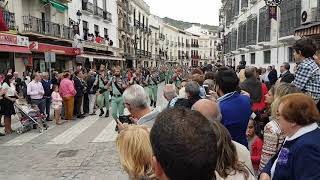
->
[29,41,81,56]
[0,44,31,54]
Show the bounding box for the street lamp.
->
[264,0,283,65]
[76,10,82,24]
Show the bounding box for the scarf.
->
[240,77,262,103]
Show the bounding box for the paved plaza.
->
[0,83,167,180]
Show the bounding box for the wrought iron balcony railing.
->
[82,1,94,14]
[94,6,103,18]
[103,11,112,22]
[3,10,16,30]
[22,16,74,40]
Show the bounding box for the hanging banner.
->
[269,6,277,20]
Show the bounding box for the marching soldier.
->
[106,66,128,120]
[129,69,145,86]
[172,66,183,90]
[95,64,111,117]
[145,68,160,108]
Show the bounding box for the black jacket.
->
[74,77,84,97]
[268,69,278,85]
[280,71,295,83]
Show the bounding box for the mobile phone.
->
[203,85,210,95]
[118,115,133,124]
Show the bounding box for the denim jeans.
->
[31,99,46,115]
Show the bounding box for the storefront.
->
[0,33,30,74]
[29,41,81,72]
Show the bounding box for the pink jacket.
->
[59,78,76,97]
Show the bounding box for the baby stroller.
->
[14,101,48,134]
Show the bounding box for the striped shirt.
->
[259,119,285,172]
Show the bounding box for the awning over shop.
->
[29,41,81,56]
[0,44,31,54]
[77,54,125,61]
[295,22,320,37]
[40,0,68,12]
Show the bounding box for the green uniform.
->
[146,74,159,107]
[109,76,126,120]
[165,70,170,84]
[173,73,182,89]
[96,74,110,113]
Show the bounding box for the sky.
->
[144,0,221,26]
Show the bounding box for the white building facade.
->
[69,0,121,69]
[220,0,303,70]
[130,0,151,68]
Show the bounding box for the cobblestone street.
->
[0,83,166,180]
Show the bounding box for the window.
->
[238,22,247,48]
[264,50,271,64]
[94,24,99,36]
[258,7,271,42]
[231,28,237,51]
[241,0,248,8]
[247,15,257,45]
[288,47,294,62]
[232,0,240,17]
[134,9,136,25]
[280,0,301,37]
[250,53,256,64]
[83,20,88,40]
[241,55,245,62]
[104,28,108,39]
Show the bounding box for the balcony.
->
[3,10,16,30]
[82,1,94,14]
[94,6,103,18]
[103,11,112,22]
[186,43,191,47]
[22,16,74,41]
[117,0,130,12]
[119,24,133,35]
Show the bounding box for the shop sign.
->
[0,33,29,47]
[30,41,81,56]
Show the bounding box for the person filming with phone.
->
[117,84,160,132]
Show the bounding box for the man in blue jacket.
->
[214,67,252,148]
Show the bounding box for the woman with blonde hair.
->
[116,125,155,180]
[259,83,301,172]
[213,121,255,180]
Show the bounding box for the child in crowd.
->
[246,119,263,175]
[51,85,62,125]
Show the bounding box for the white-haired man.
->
[118,84,160,129]
[163,84,178,108]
